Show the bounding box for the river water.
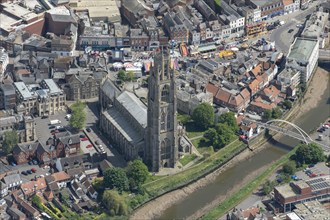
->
[160,67,330,220]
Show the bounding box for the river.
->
[160,66,330,220]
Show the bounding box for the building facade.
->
[146,50,178,171]
[286,38,319,83]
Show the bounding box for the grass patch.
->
[177,113,191,124]
[191,138,213,155]
[185,122,206,138]
[143,139,245,197]
[144,175,165,184]
[179,154,198,166]
[200,148,297,220]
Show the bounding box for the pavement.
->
[10,163,52,183]
[34,110,70,144]
[310,121,330,154]
[85,100,126,167]
[270,1,321,53]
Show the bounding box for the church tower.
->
[146,50,178,172]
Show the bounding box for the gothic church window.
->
[167,113,171,130]
[161,85,170,102]
[161,112,166,131]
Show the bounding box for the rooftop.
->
[287,38,318,62]
[14,82,33,100]
[116,91,147,128]
[42,79,62,94]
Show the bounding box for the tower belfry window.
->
[161,85,170,102]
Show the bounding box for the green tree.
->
[262,180,274,195]
[69,101,86,130]
[283,100,292,109]
[204,128,219,146]
[282,160,296,175]
[104,168,129,192]
[192,103,214,129]
[272,107,282,119]
[126,71,135,82]
[102,190,128,216]
[217,112,239,132]
[294,143,325,165]
[126,159,149,190]
[215,123,236,147]
[31,195,43,209]
[263,109,272,121]
[2,130,18,154]
[117,70,126,81]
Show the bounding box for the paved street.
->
[85,100,126,167]
[270,1,321,53]
[34,110,69,144]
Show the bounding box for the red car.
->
[81,137,89,141]
[31,168,37,173]
[86,144,93,148]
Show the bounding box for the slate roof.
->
[3,174,21,185]
[58,134,80,146]
[116,91,147,128]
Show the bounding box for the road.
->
[85,99,126,167]
[270,2,320,53]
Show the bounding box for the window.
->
[161,85,170,102]
[161,111,166,131]
[167,113,171,130]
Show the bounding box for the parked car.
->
[296,24,303,28]
[86,144,93,148]
[27,170,32,174]
[308,164,315,168]
[86,127,92,132]
[80,134,86,138]
[81,137,89,141]
[21,171,28,175]
[11,162,16,166]
[41,115,49,119]
[49,125,55,129]
[288,29,294,33]
[32,160,38,165]
[28,161,33,165]
[31,168,37,173]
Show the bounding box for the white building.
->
[0,48,9,80]
[0,174,22,198]
[277,68,301,92]
[14,79,66,116]
[286,38,319,83]
[283,0,300,14]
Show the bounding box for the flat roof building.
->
[274,175,330,212]
[286,38,319,83]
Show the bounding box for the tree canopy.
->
[192,103,214,129]
[104,167,129,192]
[217,112,239,132]
[271,107,282,119]
[204,123,236,149]
[117,70,126,82]
[263,109,272,121]
[294,143,325,165]
[69,101,86,130]
[2,130,18,154]
[282,160,296,175]
[126,71,135,82]
[283,100,292,110]
[102,190,128,216]
[126,159,149,189]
